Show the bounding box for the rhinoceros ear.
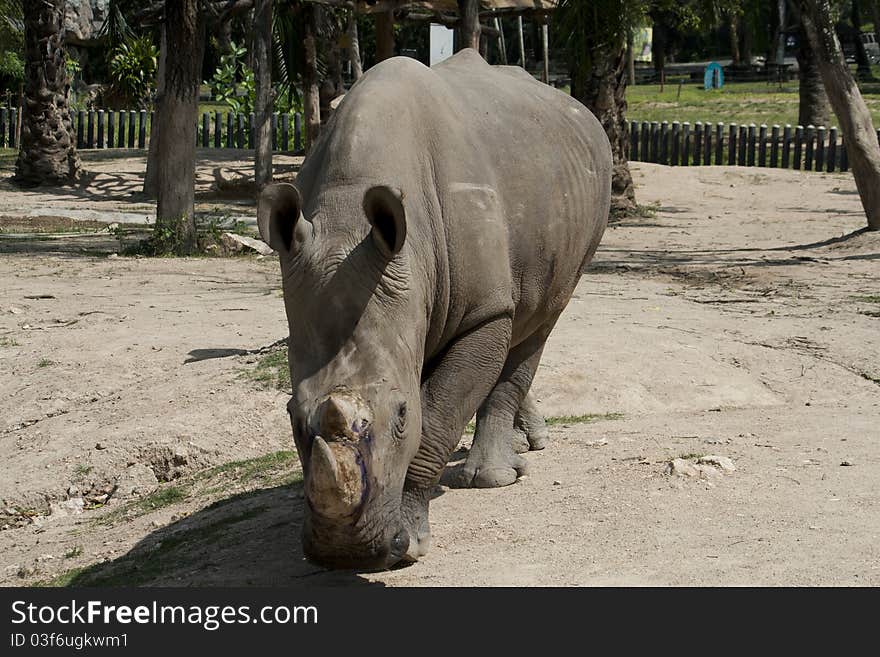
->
[258,183,306,253]
[363,185,406,257]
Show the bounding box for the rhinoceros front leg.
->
[452,320,556,489]
[401,315,513,562]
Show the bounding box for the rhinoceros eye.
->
[393,402,407,438]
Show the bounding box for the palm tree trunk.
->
[799,0,880,230]
[153,0,203,253]
[303,2,321,152]
[376,11,394,62]
[253,0,274,188]
[14,0,80,186]
[572,44,635,214]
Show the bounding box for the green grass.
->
[464,412,623,434]
[851,295,880,303]
[95,449,299,527]
[627,80,880,127]
[74,464,93,477]
[36,358,54,368]
[0,337,18,347]
[242,348,290,392]
[63,546,83,559]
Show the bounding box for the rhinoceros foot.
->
[448,434,529,489]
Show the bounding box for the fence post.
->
[770,125,780,168]
[282,113,290,151]
[248,111,255,148]
[715,123,723,165]
[138,110,147,148]
[694,122,702,166]
[747,124,756,166]
[737,125,747,166]
[781,125,791,168]
[201,113,209,148]
[703,120,712,165]
[272,112,278,151]
[728,123,737,165]
[659,121,668,165]
[87,110,95,148]
[804,125,815,171]
[640,121,650,162]
[816,126,826,172]
[127,110,136,148]
[237,113,245,148]
[214,111,222,148]
[682,122,691,165]
[97,109,105,148]
[840,136,848,172]
[630,121,639,161]
[0,107,6,148]
[107,110,115,148]
[671,121,680,166]
[294,112,302,152]
[650,121,659,163]
[117,110,126,148]
[758,124,767,167]
[827,127,837,172]
[226,113,234,148]
[793,125,803,170]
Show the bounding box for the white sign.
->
[430,24,455,66]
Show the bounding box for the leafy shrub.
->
[108,36,158,108]
[209,42,255,115]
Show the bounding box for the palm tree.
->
[13,0,80,186]
[554,0,644,214]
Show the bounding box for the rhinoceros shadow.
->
[65,482,384,587]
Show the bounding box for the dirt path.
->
[0,161,877,586]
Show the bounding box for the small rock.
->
[95,442,106,450]
[840,460,855,467]
[49,497,84,518]
[584,438,608,447]
[697,455,736,472]
[553,480,562,486]
[220,232,274,256]
[67,485,80,498]
[107,253,119,259]
[666,458,701,478]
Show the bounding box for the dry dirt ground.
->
[0,153,877,586]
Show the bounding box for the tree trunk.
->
[729,11,741,66]
[800,0,880,230]
[376,11,394,62]
[253,0,273,188]
[303,3,321,152]
[651,13,667,77]
[851,0,873,80]
[152,0,203,254]
[572,44,635,215]
[871,0,880,52]
[143,24,167,197]
[14,0,80,186]
[797,16,831,127]
[740,14,752,65]
[456,0,481,52]
[347,13,363,80]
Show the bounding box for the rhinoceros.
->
[257,49,611,570]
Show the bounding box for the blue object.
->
[704,62,724,90]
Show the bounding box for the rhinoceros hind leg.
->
[512,391,548,453]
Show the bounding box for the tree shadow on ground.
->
[65,482,383,587]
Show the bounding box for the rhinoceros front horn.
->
[306,436,365,518]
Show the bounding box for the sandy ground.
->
[0,155,877,586]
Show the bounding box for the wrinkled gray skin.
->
[258,49,611,570]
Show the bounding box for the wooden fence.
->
[630,120,880,172]
[0,107,305,152]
